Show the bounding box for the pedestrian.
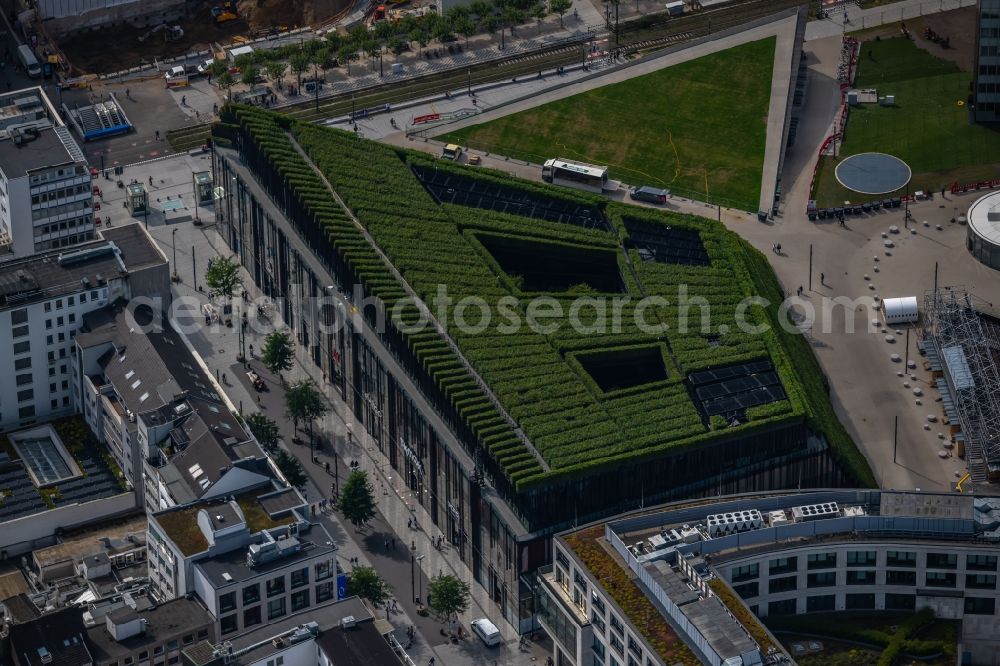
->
[125,87,130,99]
[429,658,435,666]
[325,461,331,473]
[148,175,153,186]
[796,285,802,296]
[154,130,160,140]
[391,537,395,549]
[181,95,186,106]
[820,272,825,284]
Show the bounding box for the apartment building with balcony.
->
[543,489,1000,666]
[0,87,94,259]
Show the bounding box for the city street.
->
[93,154,550,666]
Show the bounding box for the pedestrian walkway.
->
[130,184,550,664]
[805,0,976,41]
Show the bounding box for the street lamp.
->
[171,228,178,281]
[411,553,425,604]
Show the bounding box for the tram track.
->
[167,0,807,151]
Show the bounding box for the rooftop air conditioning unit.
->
[341,615,356,629]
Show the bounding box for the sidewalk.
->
[102,154,550,665]
[805,0,977,41]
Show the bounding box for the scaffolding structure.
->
[924,287,1000,481]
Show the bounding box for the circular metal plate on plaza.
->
[835,152,912,195]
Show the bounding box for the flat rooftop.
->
[86,597,213,660]
[194,522,335,587]
[33,513,147,570]
[0,124,82,178]
[0,223,164,309]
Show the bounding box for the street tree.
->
[455,16,476,47]
[531,3,547,33]
[411,27,430,54]
[340,470,377,528]
[266,61,287,89]
[550,0,572,26]
[273,449,307,488]
[289,52,311,90]
[337,47,355,75]
[347,566,392,607]
[325,30,344,52]
[284,379,327,448]
[427,574,471,622]
[217,72,235,101]
[261,329,295,382]
[205,255,242,300]
[245,413,280,453]
[240,64,259,88]
[209,59,229,78]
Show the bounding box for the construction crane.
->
[138,24,184,43]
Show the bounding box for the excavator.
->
[138,24,184,43]
[211,0,238,25]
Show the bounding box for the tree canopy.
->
[340,470,377,528]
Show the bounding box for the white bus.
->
[17,45,41,78]
[542,158,609,194]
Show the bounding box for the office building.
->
[976,0,1000,121]
[542,489,1000,666]
[0,87,94,260]
[0,223,167,430]
[85,597,217,666]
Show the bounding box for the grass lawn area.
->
[813,37,1000,206]
[440,37,775,211]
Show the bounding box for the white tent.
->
[882,296,919,324]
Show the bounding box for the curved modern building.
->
[542,489,1000,666]
[968,190,1000,270]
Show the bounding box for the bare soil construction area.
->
[59,0,352,74]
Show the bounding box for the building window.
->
[220,614,238,635]
[182,635,193,645]
[925,572,957,588]
[243,605,261,628]
[769,576,797,594]
[768,598,797,616]
[769,556,797,575]
[965,597,996,615]
[267,597,286,620]
[290,567,309,588]
[315,561,332,581]
[627,635,642,659]
[14,357,30,370]
[610,634,624,657]
[11,309,27,325]
[610,614,624,635]
[733,582,759,599]
[886,570,917,586]
[16,373,32,386]
[316,582,334,603]
[12,325,28,338]
[846,551,877,567]
[885,594,917,610]
[846,570,876,585]
[592,635,606,659]
[807,572,836,588]
[13,340,29,354]
[219,592,236,613]
[17,388,33,402]
[807,553,837,570]
[846,593,876,609]
[591,609,606,631]
[591,590,606,614]
[266,576,285,597]
[556,548,569,569]
[243,583,260,605]
[291,589,309,612]
[44,302,51,312]
[18,405,34,419]
[967,554,998,571]
[731,563,759,582]
[886,551,916,567]
[926,553,958,569]
[197,629,209,640]
[967,574,997,590]
[806,595,835,612]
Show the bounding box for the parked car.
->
[470,618,502,647]
[629,185,669,205]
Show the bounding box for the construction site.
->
[39,0,355,74]
[922,287,1000,486]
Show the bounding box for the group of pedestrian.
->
[383,536,397,550]
[348,556,361,566]
[407,516,417,529]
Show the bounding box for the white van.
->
[17,45,41,78]
[470,618,502,647]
